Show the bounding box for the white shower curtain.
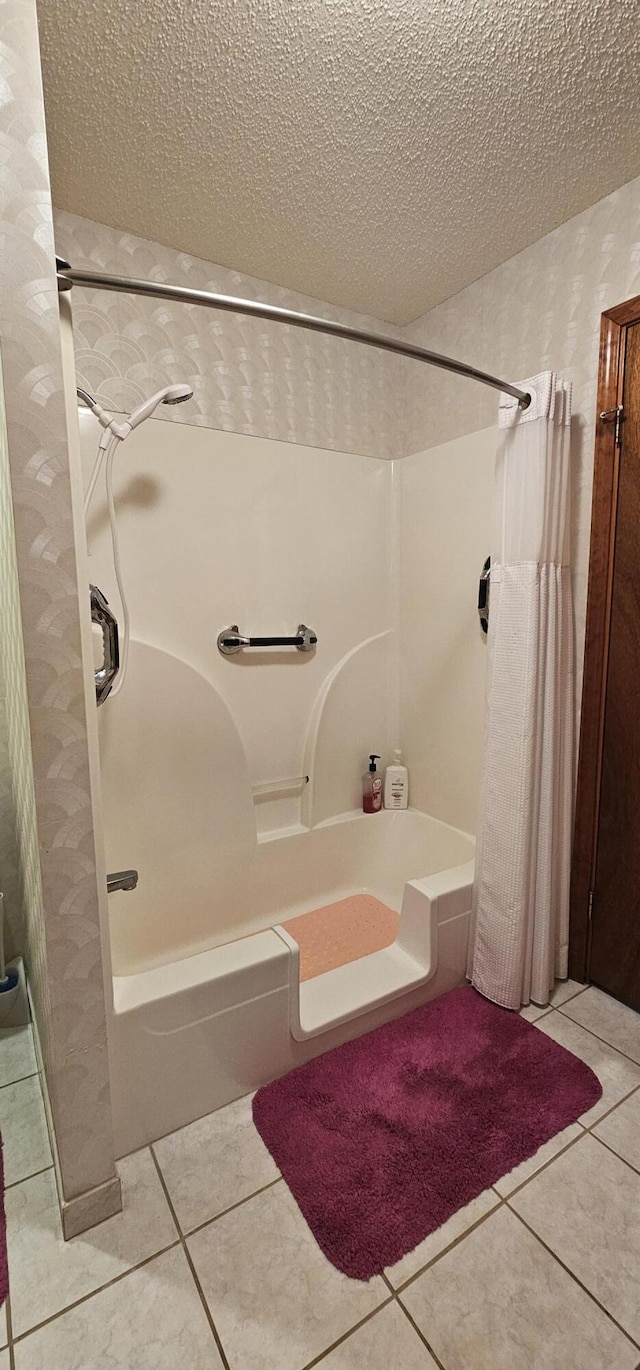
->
[469,371,574,1009]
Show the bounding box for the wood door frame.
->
[569,293,640,981]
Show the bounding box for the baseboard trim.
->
[61,1174,123,1240]
[28,983,123,1239]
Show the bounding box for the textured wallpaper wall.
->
[0,363,43,970]
[54,211,403,461]
[401,174,640,683]
[0,0,118,1209]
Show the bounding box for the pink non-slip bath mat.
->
[282,894,399,981]
[253,986,601,1280]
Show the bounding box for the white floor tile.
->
[0,1349,8,1369]
[492,1123,583,1197]
[0,1074,52,1185]
[7,1149,178,1335]
[187,1180,387,1370]
[153,1092,278,1232]
[593,1088,640,1170]
[13,1247,224,1370]
[561,987,640,1064]
[550,979,587,1008]
[0,1027,37,1088]
[401,1205,638,1370]
[385,1188,499,1288]
[519,980,585,1022]
[536,1011,640,1124]
[320,1302,437,1369]
[519,1002,551,1022]
[0,1302,6,1349]
[512,1133,640,1343]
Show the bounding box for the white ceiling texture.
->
[38,0,640,324]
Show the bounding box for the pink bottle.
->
[362,755,383,813]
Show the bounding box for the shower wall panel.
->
[79,412,396,854]
[399,427,495,834]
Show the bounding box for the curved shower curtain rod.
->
[56,258,530,408]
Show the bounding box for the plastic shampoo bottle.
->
[362,755,383,813]
[384,749,409,809]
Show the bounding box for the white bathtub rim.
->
[110,805,474,979]
[112,852,475,1032]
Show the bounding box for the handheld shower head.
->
[80,382,194,444]
[124,383,194,432]
[161,384,193,406]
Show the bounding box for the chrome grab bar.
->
[217,624,317,656]
[478,557,491,634]
[107,870,138,893]
[90,584,120,705]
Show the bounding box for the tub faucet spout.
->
[107,870,138,893]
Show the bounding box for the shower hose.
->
[85,434,130,699]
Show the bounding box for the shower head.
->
[80,382,194,444]
[125,384,194,431]
[161,384,193,406]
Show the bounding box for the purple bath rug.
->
[252,986,601,1280]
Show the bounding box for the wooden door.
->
[571,297,640,1009]
[590,322,640,1008]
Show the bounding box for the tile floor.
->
[3,982,640,1368]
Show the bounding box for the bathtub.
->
[107,808,474,1156]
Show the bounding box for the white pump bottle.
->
[384,750,409,809]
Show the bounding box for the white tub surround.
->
[75,390,478,1158]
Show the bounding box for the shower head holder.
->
[78,383,193,443]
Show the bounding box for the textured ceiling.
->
[37,0,640,325]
